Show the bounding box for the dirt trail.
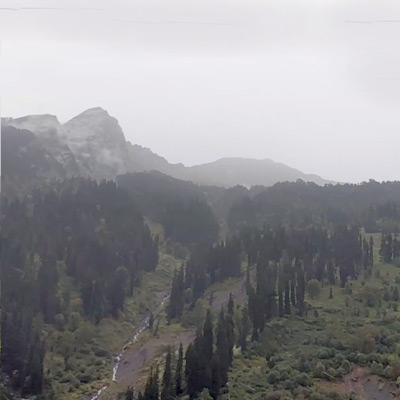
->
[106,272,249,398]
[116,329,196,389]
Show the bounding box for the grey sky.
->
[1,0,399,183]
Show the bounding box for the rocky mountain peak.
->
[61,107,125,145]
[58,108,130,178]
[3,114,61,140]
[2,107,333,187]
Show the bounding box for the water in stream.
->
[88,295,170,400]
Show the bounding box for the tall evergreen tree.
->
[175,343,184,396]
[203,310,214,362]
[161,348,173,400]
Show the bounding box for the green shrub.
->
[267,371,279,384]
[313,362,325,378]
[94,349,110,358]
[340,359,351,373]
[317,349,331,359]
[307,279,321,299]
[77,371,93,384]
[295,373,311,387]
[370,361,384,375]
[335,367,345,378]
[54,314,66,331]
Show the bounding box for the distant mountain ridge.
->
[2,107,333,189]
[176,157,331,187]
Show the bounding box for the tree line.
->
[379,233,400,263]
[167,238,242,323]
[228,180,400,232]
[1,179,159,396]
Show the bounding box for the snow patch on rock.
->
[4,115,61,140]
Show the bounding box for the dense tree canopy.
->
[1,179,159,396]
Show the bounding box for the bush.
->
[317,349,331,360]
[309,393,325,400]
[94,349,110,358]
[279,370,290,382]
[383,365,393,379]
[59,372,79,385]
[54,314,66,331]
[327,368,337,380]
[295,373,311,387]
[267,371,279,384]
[360,286,380,307]
[68,311,81,332]
[340,359,351,373]
[77,371,93,384]
[335,367,345,378]
[307,280,321,300]
[264,391,293,400]
[313,362,326,378]
[370,361,384,375]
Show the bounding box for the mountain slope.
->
[177,157,332,187]
[1,125,67,196]
[3,115,80,176]
[2,108,333,188]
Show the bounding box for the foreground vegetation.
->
[2,177,400,400]
[227,234,400,400]
[131,231,400,400]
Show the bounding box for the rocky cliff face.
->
[59,107,131,178]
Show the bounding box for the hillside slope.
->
[177,157,332,187]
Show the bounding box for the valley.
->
[1,114,400,400]
[2,1,399,399]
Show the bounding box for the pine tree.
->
[284,280,291,315]
[290,280,296,307]
[125,387,135,400]
[167,267,184,323]
[238,305,250,351]
[296,260,306,316]
[175,343,183,396]
[380,233,393,263]
[185,333,207,398]
[153,366,160,400]
[216,308,229,387]
[161,348,173,400]
[185,343,197,398]
[327,259,336,285]
[203,310,214,362]
[278,274,284,317]
[226,294,235,363]
[144,367,158,400]
[245,264,251,294]
[393,286,399,302]
[210,354,221,399]
[369,236,374,267]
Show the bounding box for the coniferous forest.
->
[3,1,400,398]
[2,175,400,400]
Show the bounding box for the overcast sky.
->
[1,0,399,182]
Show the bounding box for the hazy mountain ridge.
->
[177,157,332,187]
[2,107,333,188]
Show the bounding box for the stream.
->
[88,294,170,400]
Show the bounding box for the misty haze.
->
[1,1,400,400]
